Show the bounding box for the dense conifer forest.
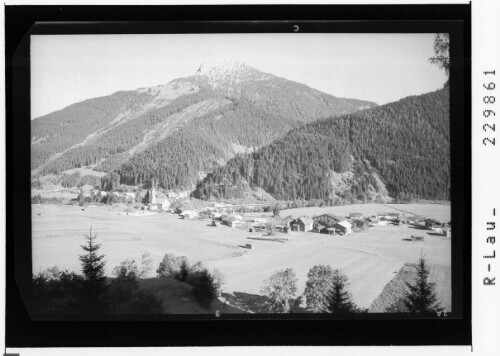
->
[31,91,151,170]
[193,87,450,201]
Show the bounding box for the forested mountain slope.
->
[31,60,376,190]
[193,87,450,202]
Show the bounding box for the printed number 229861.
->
[483,70,496,146]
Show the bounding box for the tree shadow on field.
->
[222,292,270,313]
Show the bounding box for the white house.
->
[334,220,353,235]
[156,197,171,210]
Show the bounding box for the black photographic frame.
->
[6,4,471,347]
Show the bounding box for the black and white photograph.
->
[29,32,454,317]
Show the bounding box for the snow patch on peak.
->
[196,59,256,77]
[195,59,270,96]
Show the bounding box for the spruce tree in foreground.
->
[402,255,441,313]
[323,269,356,313]
[78,227,108,314]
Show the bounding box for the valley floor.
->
[32,203,451,312]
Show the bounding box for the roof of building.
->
[297,217,314,225]
[314,213,344,221]
[336,221,352,229]
[222,214,242,221]
[425,218,441,224]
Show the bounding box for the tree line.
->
[260,255,443,314]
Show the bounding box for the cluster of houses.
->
[288,213,359,235]
[176,204,452,239]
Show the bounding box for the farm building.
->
[210,212,223,220]
[399,217,410,224]
[365,217,387,226]
[425,218,443,229]
[349,212,363,219]
[351,219,367,231]
[377,212,399,220]
[313,213,344,227]
[291,217,314,232]
[180,210,198,219]
[221,215,243,228]
[320,227,336,235]
[275,218,293,233]
[413,219,426,227]
[334,221,352,235]
[251,216,270,223]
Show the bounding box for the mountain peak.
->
[196,59,256,77]
[195,59,270,96]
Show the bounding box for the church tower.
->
[149,179,157,204]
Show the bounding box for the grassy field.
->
[32,203,451,312]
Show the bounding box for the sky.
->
[31,33,447,119]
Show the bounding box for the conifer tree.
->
[429,33,450,76]
[323,269,356,313]
[192,269,217,309]
[402,254,442,313]
[78,227,108,314]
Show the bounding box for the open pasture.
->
[32,203,451,311]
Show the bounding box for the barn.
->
[425,218,443,229]
[222,215,243,228]
[291,217,314,232]
[334,221,352,235]
[313,213,344,228]
[351,219,367,231]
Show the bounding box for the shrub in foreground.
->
[303,265,336,312]
[261,268,297,313]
